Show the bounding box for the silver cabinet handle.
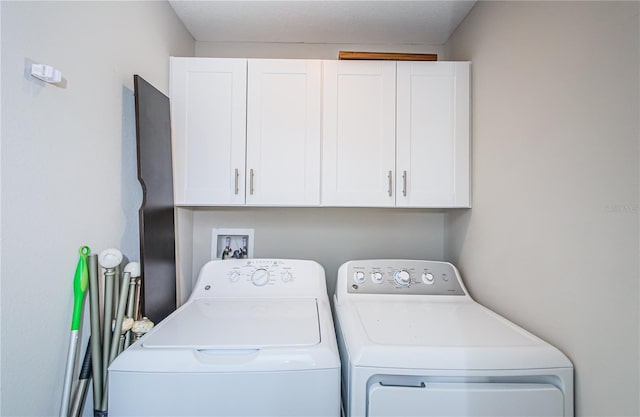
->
[234,168,239,195]
[402,170,407,197]
[250,169,255,195]
[387,171,393,197]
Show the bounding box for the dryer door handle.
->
[379,381,426,388]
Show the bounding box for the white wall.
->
[446,2,639,416]
[183,207,446,299]
[0,1,194,415]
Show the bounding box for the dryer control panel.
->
[344,260,465,295]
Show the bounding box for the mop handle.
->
[69,339,92,417]
[61,332,79,417]
[60,246,90,417]
[71,246,90,330]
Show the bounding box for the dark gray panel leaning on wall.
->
[133,74,176,323]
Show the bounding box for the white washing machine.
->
[333,259,574,417]
[109,259,341,416]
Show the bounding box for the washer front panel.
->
[345,260,465,295]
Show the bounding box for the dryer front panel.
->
[368,382,564,417]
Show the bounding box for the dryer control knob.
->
[251,268,270,286]
[353,271,366,284]
[394,269,411,287]
[371,271,384,284]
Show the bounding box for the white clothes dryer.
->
[109,259,340,417]
[333,259,573,417]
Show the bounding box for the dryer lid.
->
[355,300,535,347]
[338,299,572,370]
[142,298,320,349]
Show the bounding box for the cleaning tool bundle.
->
[62,246,146,416]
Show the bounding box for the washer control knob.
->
[229,271,241,283]
[393,269,411,287]
[281,271,293,282]
[422,272,435,285]
[353,271,366,284]
[371,271,384,284]
[251,268,270,286]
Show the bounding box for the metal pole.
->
[101,270,130,411]
[97,249,122,413]
[107,272,130,365]
[123,263,140,349]
[101,267,114,396]
[87,254,102,411]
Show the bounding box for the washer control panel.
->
[345,260,465,295]
[191,259,326,299]
[223,259,301,287]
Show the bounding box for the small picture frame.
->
[211,228,254,260]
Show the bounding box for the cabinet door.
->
[322,60,396,207]
[246,60,321,206]
[170,58,247,205]
[396,62,470,207]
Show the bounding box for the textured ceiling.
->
[169,1,476,45]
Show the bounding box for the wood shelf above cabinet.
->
[338,51,438,61]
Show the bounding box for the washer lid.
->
[142,298,320,349]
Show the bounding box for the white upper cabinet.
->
[170,58,247,206]
[171,57,470,208]
[322,60,397,206]
[396,62,470,207]
[322,60,470,208]
[171,58,321,207]
[246,60,322,206]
